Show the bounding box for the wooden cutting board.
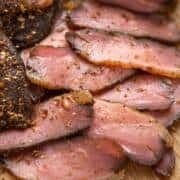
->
[0,0,179,179]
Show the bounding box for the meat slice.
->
[0,0,53,14]
[97,0,171,13]
[0,31,32,130]
[2,137,126,180]
[1,5,55,48]
[66,30,180,78]
[39,11,69,48]
[88,99,173,166]
[147,79,180,127]
[154,149,175,176]
[0,91,93,151]
[69,0,180,43]
[24,46,135,92]
[97,74,174,111]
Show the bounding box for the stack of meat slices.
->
[0,0,179,179]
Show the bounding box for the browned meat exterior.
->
[147,79,180,127]
[3,137,126,180]
[97,0,171,13]
[1,5,55,48]
[0,0,53,14]
[40,11,69,48]
[20,52,45,103]
[69,0,180,43]
[24,46,135,92]
[0,31,32,130]
[66,30,180,78]
[97,74,174,111]
[0,91,93,151]
[154,149,175,176]
[88,99,173,166]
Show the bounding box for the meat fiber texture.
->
[69,0,180,43]
[88,99,173,166]
[147,79,180,127]
[24,46,135,92]
[3,137,126,180]
[66,29,180,78]
[97,0,172,13]
[97,74,174,111]
[0,91,93,151]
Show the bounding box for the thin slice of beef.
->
[2,137,126,180]
[147,79,180,127]
[0,0,54,14]
[87,99,173,166]
[154,148,175,176]
[0,31,32,130]
[97,0,172,13]
[39,11,69,48]
[21,50,45,103]
[0,91,93,151]
[24,46,135,92]
[1,5,55,49]
[66,29,180,78]
[69,0,180,43]
[97,74,174,111]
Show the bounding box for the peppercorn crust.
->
[0,31,33,130]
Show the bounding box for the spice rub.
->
[0,31,32,130]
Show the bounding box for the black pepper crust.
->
[0,0,54,14]
[0,0,26,14]
[1,5,56,49]
[0,31,33,130]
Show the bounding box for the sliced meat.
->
[2,137,125,180]
[21,49,44,104]
[69,0,180,43]
[0,31,32,130]
[97,74,174,111]
[154,148,175,176]
[147,79,180,127]
[87,99,173,166]
[0,91,93,151]
[24,0,54,10]
[97,0,171,13]
[0,0,53,14]
[66,29,180,78]
[1,5,55,48]
[24,46,135,92]
[39,11,69,48]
